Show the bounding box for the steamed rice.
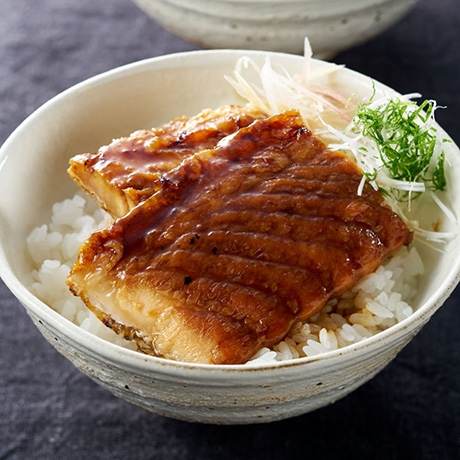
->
[26,192,424,364]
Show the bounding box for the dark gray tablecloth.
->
[1,1,459,459]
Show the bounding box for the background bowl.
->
[130,0,419,58]
[1,49,459,424]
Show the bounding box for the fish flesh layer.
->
[68,104,265,218]
[67,110,412,365]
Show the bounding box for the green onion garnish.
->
[352,96,447,202]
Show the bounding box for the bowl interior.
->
[1,49,460,367]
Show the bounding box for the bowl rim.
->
[1,48,460,375]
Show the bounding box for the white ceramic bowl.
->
[131,0,419,57]
[1,49,459,424]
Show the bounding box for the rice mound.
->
[27,193,424,364]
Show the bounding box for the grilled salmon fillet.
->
[68,104,265,218]
[67,110,412,365]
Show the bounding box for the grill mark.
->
[224,191,378,220]
[283,160,359,175]
[258,174,363,197]
[166,225,384,310]
[207,210,334,238]
[173,228,384,274]
[145,267,297,340]
[154,249,327,315]
[216,191,398,249]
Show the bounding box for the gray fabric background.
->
[1,1,459,459]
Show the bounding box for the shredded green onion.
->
[352,96,447,202]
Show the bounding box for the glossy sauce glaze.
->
[68,104,265,218]
[67,110,413,364]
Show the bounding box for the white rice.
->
[27,193,424,364]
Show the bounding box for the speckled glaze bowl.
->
[1,50,459,424]
[131,0,419,57]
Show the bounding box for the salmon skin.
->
[67,110,412,365]
[68,104,265,218]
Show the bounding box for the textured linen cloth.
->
[0,1,459,459]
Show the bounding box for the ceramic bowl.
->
[1,49,459,424]
[131,0,419,57]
